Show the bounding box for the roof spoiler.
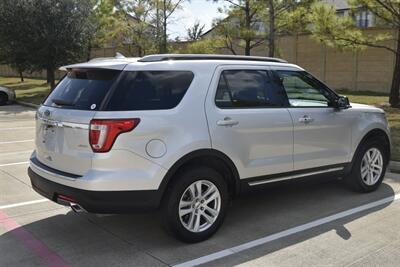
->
[59,52,131,71]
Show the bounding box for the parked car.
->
[0,86,16,105]
[28,54,391,242]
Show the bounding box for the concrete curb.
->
[390,161,400,173]
[15,100,39,109]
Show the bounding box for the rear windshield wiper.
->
[52,98,75,106]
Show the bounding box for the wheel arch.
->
[158,149,241,201]
[347,128,391,174]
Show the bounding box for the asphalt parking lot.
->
[1,104,400,267]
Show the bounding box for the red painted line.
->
[0,209,72,267]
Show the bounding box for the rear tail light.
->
[89,119,140,153]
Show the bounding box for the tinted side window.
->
[215,70,288,108]
[106,71,194,111]
[44,69,120,110]
[274,70,334,107]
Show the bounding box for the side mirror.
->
[334,95,351,110]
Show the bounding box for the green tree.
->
[211,0,313,56]
[90,0,120,57]
[264,0,316,57]
[212,0,266,55]
[154,0,188,53]
[179,38,224,53]
[116,0,157,56]
[0,0,33,82]
[186,21,205,41]
[309,1,400,107]
[0,0,94,89]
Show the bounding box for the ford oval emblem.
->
[44,110,51,117]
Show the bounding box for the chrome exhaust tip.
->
[70,202,86,213]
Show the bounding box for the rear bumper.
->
[28,167,162,213]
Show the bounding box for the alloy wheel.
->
[360,148,383,186]
[178,180,221,233]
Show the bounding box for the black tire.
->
[0,92,8,106]
[345,137,389,193]
[162,166,229,243]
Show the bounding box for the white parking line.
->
[0,199,49,210]
[174,193,400,267]
[0,150,32,156]
[0,161,29,167]
[0,126,35,131]
[0,139,34,144]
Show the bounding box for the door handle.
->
[217,117,239,127]
[298,115,314,124]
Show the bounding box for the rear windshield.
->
[104,71,194,111]
[43,69,120,110]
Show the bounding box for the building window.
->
[355,10,375,28]
[336,10,345,17]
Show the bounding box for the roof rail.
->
[138,54,287,63]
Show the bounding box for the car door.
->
[205,65,294,179]
[271,68,352,171]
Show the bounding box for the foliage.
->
[263,0,316,34]
[262,0,316,56]
[116,0,158,56]
[91,0,122,49]
[308,0,400,107]
[179,38,224,54]
[153,0,187,53]
[0,0,34,81]
[186,21,206,41]
[106,0,187,54]
[309,3,393,52]
[348,0,400,28]
[0,0,94,88]
[211,0,315,56]
[211,0,266,55]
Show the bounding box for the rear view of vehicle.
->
[29,61,204,215]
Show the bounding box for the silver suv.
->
[28,54,391,242]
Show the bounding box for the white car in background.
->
[0,86,16,105]
[28,54,391,243]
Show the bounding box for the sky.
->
[168,0,227,40]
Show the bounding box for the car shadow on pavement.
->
[0,177,397,266]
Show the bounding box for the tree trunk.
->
[47,68,55,91]
[86,40,92,61]
[268,0,275,57]
[162,0,168,53]
[244,0,251,55]
[389,28,400,107]
[19,71,24,83]
[156,0,162,53]
[138,45,143,57]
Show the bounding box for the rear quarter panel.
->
[93,63,216,170]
